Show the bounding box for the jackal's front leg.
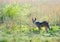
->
[38,27,41,33]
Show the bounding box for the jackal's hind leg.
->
[45,27,48,33]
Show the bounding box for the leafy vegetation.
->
[0,4,60,42]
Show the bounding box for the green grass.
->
[0,4,60,42]
[0,24,60,42]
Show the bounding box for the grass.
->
[0,24,60,42]
[0,4,60,42]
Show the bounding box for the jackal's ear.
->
[35,18,36,20]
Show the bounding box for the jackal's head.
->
[32,18,36,23]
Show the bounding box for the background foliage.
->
[0,3,60,42]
